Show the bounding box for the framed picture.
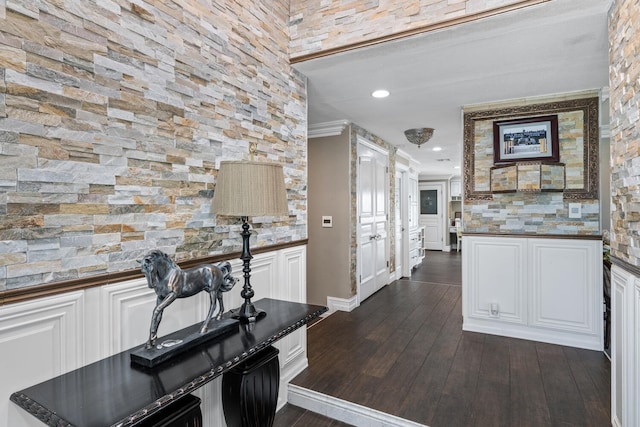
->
[493,115,559,164]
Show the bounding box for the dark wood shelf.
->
[10,298,327,427]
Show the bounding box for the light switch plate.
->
[322,216,333,228]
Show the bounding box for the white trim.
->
[326,295,358,312]
[357,135,389,156]
[308,120,350,138]
[396,149,411,163]
[288,384,428,427]
[463,317,602,351]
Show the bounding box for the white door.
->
[419,182,444,251]
[358,140,389,302]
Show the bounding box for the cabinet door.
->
[408,176,418,229]
[450,179,461,198]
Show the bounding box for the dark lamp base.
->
[231,302,267,323]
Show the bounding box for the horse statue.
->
[140,250,238,350]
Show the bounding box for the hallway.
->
[275,251,611,426]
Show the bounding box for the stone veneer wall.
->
[0,1,307,290]
[289,0,536,59]
[463,96,601,235]
[609,0,640,264]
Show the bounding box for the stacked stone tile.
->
[0,0,306,290]
[465,106,600,235]
[289,0,530,59]
[609,0,640,264]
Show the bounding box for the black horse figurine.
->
[140,250,237,349]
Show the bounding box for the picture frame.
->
[493,115,559,164]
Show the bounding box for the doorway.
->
[357,138,390,302]
[419,182,445,251]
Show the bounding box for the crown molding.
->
[308,120,350,138]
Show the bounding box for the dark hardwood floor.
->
[275,250,611,427]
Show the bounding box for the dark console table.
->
[10,298,326,427]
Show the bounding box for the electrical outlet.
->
[490,303,500,317]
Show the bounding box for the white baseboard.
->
[326,295,358,313]
[462,318,602,351]
[288,384,428,427]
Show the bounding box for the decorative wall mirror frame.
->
[463,97,599,201]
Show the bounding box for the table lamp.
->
[211,157,288,322]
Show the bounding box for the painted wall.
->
[307,130,352,304]
[0,0,307,291]
[289,0,540,59]
[462,94,602,235]
[307,124,397,306]
[609,0,640,266]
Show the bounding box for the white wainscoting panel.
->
[247,252,278,301]
[529,239,601,338]
[275,246,309,410]
[98,278,208,357]
[0,245,309,427]
[611,267,631,427]
[0,292,84,427]
[634,279,640,427]
[463,235,603,351]
[464,236,527,324]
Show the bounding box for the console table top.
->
[10,298,327,427]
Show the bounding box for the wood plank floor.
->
[275,251,611,427]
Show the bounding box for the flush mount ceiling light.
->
[371,89,390,98]
[404,127,434,148]
[432,146,442,152]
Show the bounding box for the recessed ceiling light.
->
[454,165,460,169]
[432,146,442,152]
[371,89,390,98]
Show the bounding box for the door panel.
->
[358,142,389,302]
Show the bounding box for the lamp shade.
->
[212,161,288,217]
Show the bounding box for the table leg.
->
[222,345,280,427]
[138,394,202,427]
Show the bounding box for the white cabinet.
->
[409,226,425,270]
[463,235,603,351]
[450,178,461,200]
[611,265,640,427]
[407,173,423,271]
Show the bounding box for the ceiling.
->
[292,0,611,178]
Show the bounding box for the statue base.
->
[130,318,239,368]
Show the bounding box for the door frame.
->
[356,136,390,304]
[396,162,411,278]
